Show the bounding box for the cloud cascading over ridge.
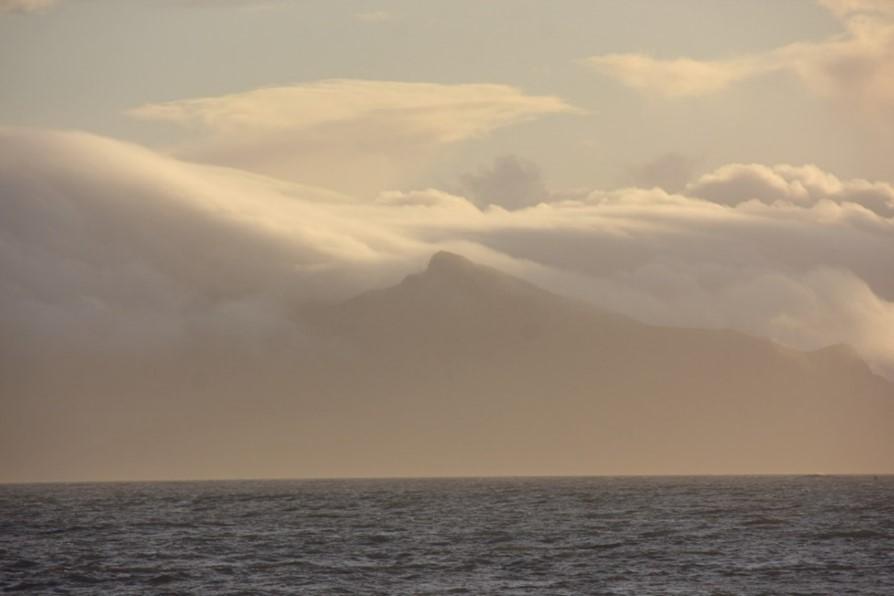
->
[0,128,425,353]
[128,80,580,194]
[2,128,893,379]
[584,0,894,119]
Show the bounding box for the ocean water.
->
[1,476,892,595]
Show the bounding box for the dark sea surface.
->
[1,476,892,595]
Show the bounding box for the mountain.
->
[3,252,892,482]
[298,251,894,476]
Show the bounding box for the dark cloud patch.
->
[626,152,696,193]
[459,155,549,209]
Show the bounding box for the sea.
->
[1,476,892,595]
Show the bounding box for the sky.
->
[3,0,892,189]
[1,1,894,480]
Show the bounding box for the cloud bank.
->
[2,128,893,379]
[129,80,579,194]
[687,162,894,217]
[585,0,894,119]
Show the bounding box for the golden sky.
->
[1,1,893,481]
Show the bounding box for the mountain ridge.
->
[5,251,892,481]
[290,251,893,475]
[319,251,883,379]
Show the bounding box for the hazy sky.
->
[2,0,894,481]
[3,0,892,188]
[3,0,894,366]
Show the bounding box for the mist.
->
[2,128,893,482]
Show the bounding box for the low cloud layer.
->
[128,80,579,194]
[687,162,894,217]
[585,0,894,120]
[0,128,423,354]
[2,128,893,379]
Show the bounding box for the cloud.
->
[458,155,549,209]
[585,54,767,98]
[625,152,696,193]
[2,128,894,380]
[376,188,480,213]
[128,80,580,194]
[584,0,894,117]
[819,0,894,19]
[687,162,894,217]
[0,128,424,354]
[0,0,55,14]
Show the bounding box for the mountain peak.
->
[426,251,477,274]
[416,250,557,305]
[421,251,521,289]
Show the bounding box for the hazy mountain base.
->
[2,252,892,482]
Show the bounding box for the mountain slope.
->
[4,252,892,481]
[300,251,894,476]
